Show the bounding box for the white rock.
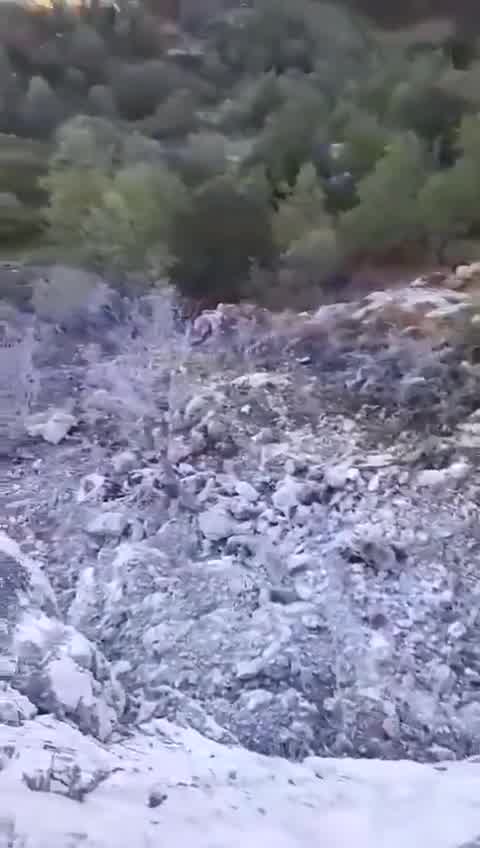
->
[198,505,234,541]
[287,552,311,575]
[448,461,471,481]
[324,463,354,489]
[25,409,77,445]
[235,480,259,502]
[77,473,106,504]
[184,393,210,423]
[417,462,470,488]
[111,451,137,474]
[86,511,128,538]
[0,685,37,725]
[273,477,303,513]
[447,621,467,640]
[232,372,288,389]
[235,657,265,680]
[455,261,480,282]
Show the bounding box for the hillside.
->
[2,0,480,309]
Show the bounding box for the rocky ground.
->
[2,263,480,844]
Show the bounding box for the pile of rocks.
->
[1,264,480,767]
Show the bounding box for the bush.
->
[249,84,326,189]
[284,226,339,275]
[0,192,44,244]
[0,136,49,205]
[419,115,480,259]
[169,172,275,302]
[334,108,391,180]
[419,161,478,261]
[213,0,367,77]
[220,71,284,132]
[42,116,188,273]
[80,163,190,276]
[69,25,107,83]
[87,84,117,117]
[42,165,110,247]
[49,115,123,170]
[177,131,229,186]
[273,162,330,251]
[339,133,427,261]
[112,60,167,120]
[146,89,198,139]
[20,76,63,139]
[387,79,470,150]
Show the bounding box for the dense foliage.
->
[2,0,480,307]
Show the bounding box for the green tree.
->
[339,133,427,260]
[20,76,63,139]
[418,116,480,260]
[249,85,326,189]
[169,172,274,302]
[273,162,330,251]
[336,109,390,180]
[42,166,110,247]
[49,116,123,171]
[418,161,478,261]
[81,163,189,275]
[69,25,107,83]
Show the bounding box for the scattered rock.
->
[86,511,129,538]
[198,505,235,541]
[416,461,470,488]
[25,409,77,445]
[0,685,37,726]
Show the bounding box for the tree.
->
[20,76,62,139]
[42,165,110,247]
[112,60,167,120]
[81,163,189,275]
[49,115,123,171]
[249,84,326,190]
[69,25,107,83]
[169,172,274,302]
[418,115,480,260]
[418,160,478,261]
[273,162,330,251]
[339,133,427,260]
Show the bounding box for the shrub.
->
[49,115,123,170]
[87,84,117,117]
[169,172,275,302]
[249,85,326,189]
[20,76,63,139]
[177,130,228,187]
[273,162,330,251]
[339,133,427,261]
[69,25,107,83]
[80,163,190,276]
[147,89,198,139]
[284,226,339,276]
[121,132,164,165]
[112,60,167,120]
[387,79,469,150]
[418,161,479,261]
[0,192,44,245]
[335,108,391,180]
[221,71,284,132]
[42,165,110,247]
[0,136,49,205]
[418,116,480,259]
[215,0,367,77]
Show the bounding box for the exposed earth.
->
[2,263,480,845]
